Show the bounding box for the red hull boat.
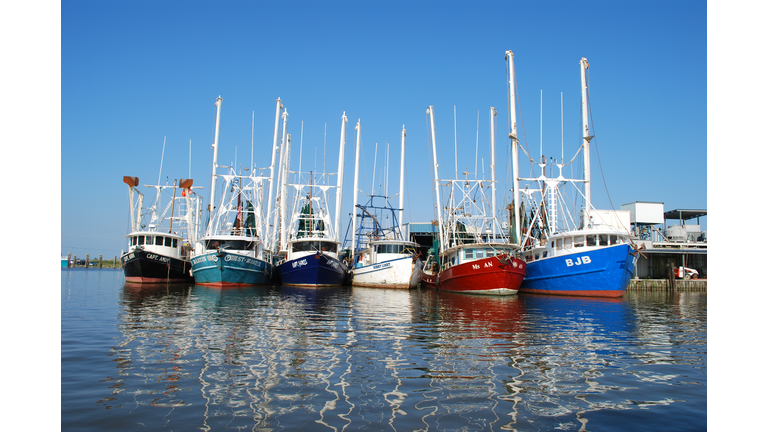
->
[436,245,525,295]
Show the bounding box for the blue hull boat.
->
[191,250,272,287]
[275,252,347,287]
[519,243,636,298]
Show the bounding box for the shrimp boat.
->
[190,96,273,287]
[272,113,349,287]
[424,105,526,295]
[121,176,202,283]
[346,123,423,289]
[505,51,637,297]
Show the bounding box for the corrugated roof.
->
[664,209,707,220]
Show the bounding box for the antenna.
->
[475,110,479,179]
[561,92,564,163]
[540,90,543,161]
[158,136,166,185]
[251,110,255,172]
[323,123,327,185]
[454,105,458,179]
[385,142,390,197]
[371,142,378,194]
[189,139,191,179]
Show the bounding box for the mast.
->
[275,110,289,252]
[506,51,521,245]
[351,119,362,256]
[398,125,406,237]
[580,57,592,227]
[489,107,497,240]
[207,96,223,236]
[334,112,348,240]
[279,125,291,252]
[427,106,444,252]
[264,98,283,250]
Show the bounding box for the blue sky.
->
[58,1,707,258]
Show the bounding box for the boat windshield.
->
[376,244,414,254]
[205,239,256,251]
[292,240,338,253]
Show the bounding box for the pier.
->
[628,278,706,291]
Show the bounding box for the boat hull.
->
[519,244,636,298]
[438,256,526,295]
[276,253,348,287]
[421,271,437,289]
[190,250,272,287]
[121,249,193,283]
[352,256,423,289]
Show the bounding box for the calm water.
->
[61,269,706,431]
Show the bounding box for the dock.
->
[628,278,706,291]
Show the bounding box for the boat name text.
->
[565,256,592,267]
[471,262,494,270]
[146,253,170,263]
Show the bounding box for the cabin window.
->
[464,249,473,259]
[599,235,608,246]
[556,239,563,250]
[173,239,178,248]
[564,237,572,249]
[155,236,164,246]
[535,253,540,260]
[551,241,555,249]
[130,236,136,246]
[475,249,485,259]
[292,240,337,253]
[138,236,145,245]
[207,239,256,251]
[610,235,618,245]
[574,236,585,247]
[542,251,548,258]
[377,244,404,254]
[165,237,172,247]
[586,235,596,247]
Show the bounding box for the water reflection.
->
[92,282,706,431]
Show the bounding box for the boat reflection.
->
[435,290,527,337]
